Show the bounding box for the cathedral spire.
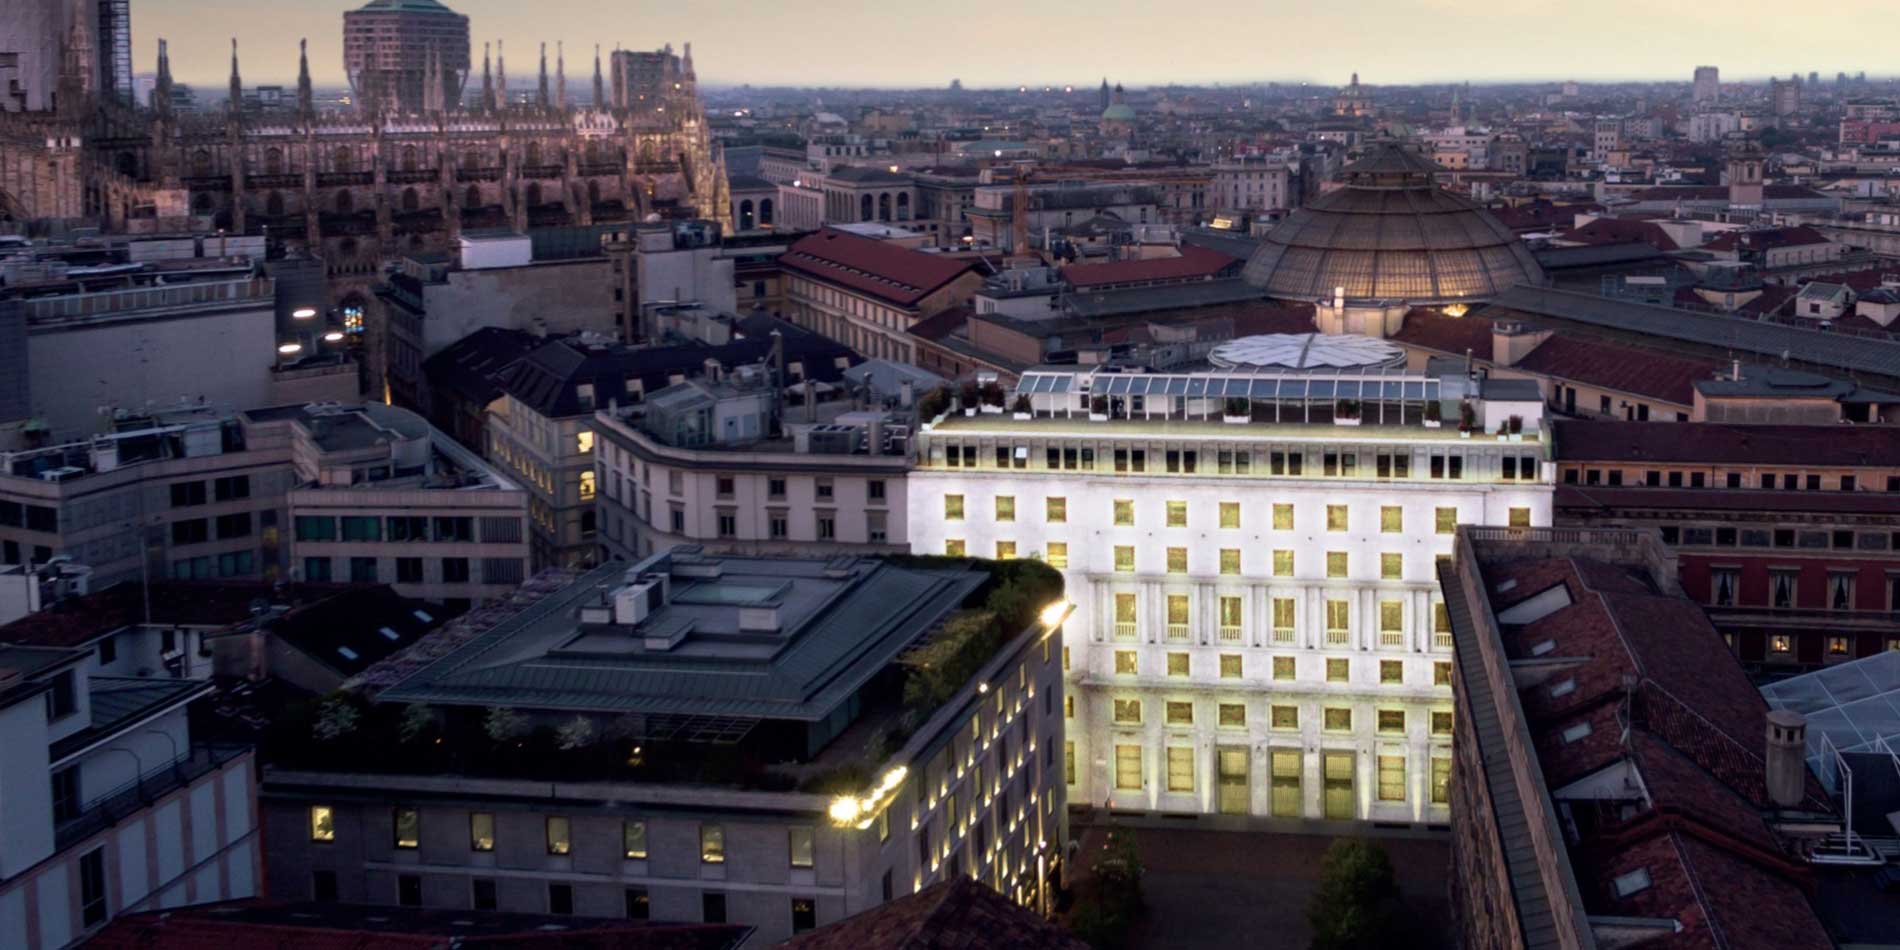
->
[296,38,313,118]
[537,42,549,110]
[495,39,507,112]
[154,38,173,115]
[592,44,604,109]
[227,38,243,116]
[481,42,493,114]
[556,42,567,111]
[682,41,694,78]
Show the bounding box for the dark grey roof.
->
[50,675,211,761]
[727,174,776,192]
[1486,285,1900,382]
[422,326,543,406]
[1533,243,1667,270]
[1063,278,1268,318]
[1182,229,1264,260]
[377,555,986,721]
[497,331,858,419]
[1482,377,1544,401]
[826,166,913,185]
[270,587,453,679]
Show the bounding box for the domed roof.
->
[1101,103,1136,122]
[1242,142,1544,305]
[1208,333,1405,371]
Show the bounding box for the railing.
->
[1434,630,1454,650]
[23,277,274,324]
[55,743,251,851]
[1273,627,1294,644]
[1218,625,1243,642]
[1112,622,1137,641]
[1165,623,1190,641]
[1325,628,1350,646]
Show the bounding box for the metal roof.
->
[1015,365,1440,402]
[1761,650,1900,792]
[1488,286,1900,382]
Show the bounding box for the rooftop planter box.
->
[1011,394,1032,420]
[1423,401,1442,428]
[1088,395,1109,421]
[1223,397,1251,424]
[1333,399,1361,426]
[977,381,1006,414]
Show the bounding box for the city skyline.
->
[137,0,1895,90]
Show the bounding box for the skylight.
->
[379,627,400,641]
[1550,678,1576,698]
[1611,867,1652,897]
[338,646,360,660]
[1561,721,1592,744]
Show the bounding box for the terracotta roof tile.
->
[1510,336,1720,404]
[778,877,1085,950]
[1390,308,1495,359]
[1554,419,1900,466]
[782,229,979,308]
[1059,245,1241,289]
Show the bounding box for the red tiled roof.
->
[781,230,979,309]
[777,877,1085,950]
[1553,419,1900,466]
[907,305,973,343]
[1510,336,1719,404]
[1390,308,1495,359]
[1482,556,1832,950]
[1059,245,1240,289]
[1490,201,1604,233]
[1734,284,1796,317]
[1702,226,1832,253]
[1555,218,1679,251]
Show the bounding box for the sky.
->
[137,0,1895,90]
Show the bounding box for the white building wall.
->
[907,444,1550,824]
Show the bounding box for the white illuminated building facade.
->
[908,335,1555,826]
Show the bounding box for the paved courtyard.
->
[1070,818,1453,950]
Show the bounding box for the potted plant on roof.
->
[1223,396,1251,424]
[1089,394,1110,421]
[959,381,979,417]
[1423,400,1443,428]
[1012,394,1033,420]
[1334,398,1361,426]
[978,381,1007,414]
[1458,400,1476,438]
[1507,414,1524,442]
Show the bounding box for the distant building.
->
[259,550,1069,942]
[342,0,470,115]
[1693,65,1721,104]
[779,229,983,364]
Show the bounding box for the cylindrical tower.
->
[342,0,470,114]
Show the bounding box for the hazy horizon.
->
[136,0,1895,91]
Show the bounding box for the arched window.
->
[525,182,543,207]
[401,188,419,212]
[878,193,892,221]
[265,191,285,217]
[584,141,599,164]
[465,184,482,208]
[117,151,138,177]
[333,147,352,173]
[463,149,481,170]
[401,145,418,172]
[526,141,542,167]
[264,147,283,176]
[759,198,774,226]
[860,194,874,222]
[896,193,910,221]
[739,199,754,230]
[335,189,353,214]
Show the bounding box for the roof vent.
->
[738,605,780,633]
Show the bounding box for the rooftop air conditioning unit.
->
[40,466,86,482]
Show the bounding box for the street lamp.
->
[277,342,303,356]
[292,307,317,319]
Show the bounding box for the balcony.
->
[1166,623,1190,641]
[1218,625,1243,642]
[1112,622,1137,641]
[1273,628,1295,644]
[1325,628,1350,646]
[55,743,252,851]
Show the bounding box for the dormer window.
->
[1561,721,1592,744]
[576,383,596,411]
[1549,678,1576,699]
[1611,867,1652,898]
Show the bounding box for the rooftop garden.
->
[258,556,1063,796]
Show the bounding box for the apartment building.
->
[907,336,1554,825]
[593,375,911,561]
[484,327,858,570]
[0,403,529,607]
[1553,420,1900,672]
[259,550,1068,944]
[0,632,257,949]
[779,229,983,365]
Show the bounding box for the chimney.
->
[703,357,721,382]
[1765,709,1808,808]
[899,379,914,408]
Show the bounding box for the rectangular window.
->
[393,807,419,849]
[1115,745,1143,790]
[626,887,650,920]
[1379,601,1404,645]
[1273,550,1294,577]
[701,824,726,863]
[1116,651,1138,675]
[1379,660,1403,684]
[995,495,1016,522]
[1508,507,1532,528]
[314,870,339,902]
[1114,546,1135,572]
[788,826,815,868]
[1219,654,1242,679]
[1326,505,1348,531]
[169,481,206,508]
[471,812,495,851]
[1433,603,1453,649]
[944,494,964,520]
[1432,757,1451,804]
[1167,747,1195,792]
[995,540,1016,559]
[1378,755,1406,802]
[79,848,107,927]
[1046,497,1067,523]
[1273,598,1296,643]
[341,516,382,542]
[1166,700,1194,725]
[792,897,817,933]
[310,805,336,842]
[1273,504,1294,530]
[1433,711,1454,736]
[1324,708,1353,732]
[1435,661,1453,686]
[1167,500,1188,527]
[1219,596,1243,640]
[1114,592,1138,638]
[623,820,648,859]
[1166,547,1188,573]
[546,816,571,855]
[1046,542,1068,569]
[1065,741,1076,784]
[1271,750,1302,817]
[1114,499,1134,526]
[945,539,965,556]
[213,475,250,501]
[1327,658,1349,683]
[549,882,574,915]
[1167,594,1190,639]
[1326,600,1350,645]
[1113,698,1142,723]
[1220,703,1246,727]
[1381,506,1402,533]
[1380,553,1403,580]
[1378,709,1406,734]
[473,878,497,910]
[1167,653,1190,677]
[1219,502,1241,529]
[1220,548,1241,575]
[1273,656,1295,681]
[1272,704,1299,730]
[1435,507,1457,534]
[1326,551,1348,578]
[399,874,422,907]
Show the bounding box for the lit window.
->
[1827,636,1849,656]
[1770,634,1792,655]
[1508,507,1532,528]
[1166,547,1188,573]
[1326,600,1350,644]
[1167,653,1190,677]
[1065,742,1076,784]
[1166,500,1187,527]
[1114,593,1138,635]
[1273,598,1296,642]
[576,431,594,454]
[1114,546,1135,572]
[995,496,1016,522]
[1326,658,1349,683]
[1219,596,1243,640]
[547,816,572,855]
[1324,708,1352,731]
[579,470,596,500]
[1380,506,1402,533]
[1272,503,1293,530]
[1432,711,1453,735]
[1219,549,1241,575]
[788,826,814,869]
[1381,553,1403,580]
[1219,502,1240,529]
[1046,542,1068,569]
[1166,701,1193,725]
[1167,594,1190,638]
[1271,705,1298,729]
[1273,656,1295,681]
[1435,661,1452,686]
[1378,709,1406,733]
[1274,550,1294,577]
[700,824,726,863]
[471,812,496,852]
[1379,601,1404,645]
[1113,698,1142,723]
[1377,755,1406,802]
[944,495,964,520]
[624,820,648,859]
[310,805,336,842]
[1113,499,1134,526]
[995,540,1016,560]
[1114,745,1142,789]
[1046,497,1067,523]
[1432,757,1451,804]
[1115,651,1138,675]
[1326,505,1348,531]
[945,539,965,556]
[1219,703,1246,727]
[1166,747,1194,791]
[1326,552,1348,577]
[1219,654,1242,679]
[393,807,419,849]
[1380,660,1403,684]
[1435,507,1457,534]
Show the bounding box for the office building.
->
[259,549,1069,943]
[1693,65,1720,104]
[907,336,1554,823]
[342,0,470,115]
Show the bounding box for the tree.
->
[1070,828,1145,950]
[398,703,433,743]
[484,706,529,743]
[1307,839,1404,950]
[313,693,360,741]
